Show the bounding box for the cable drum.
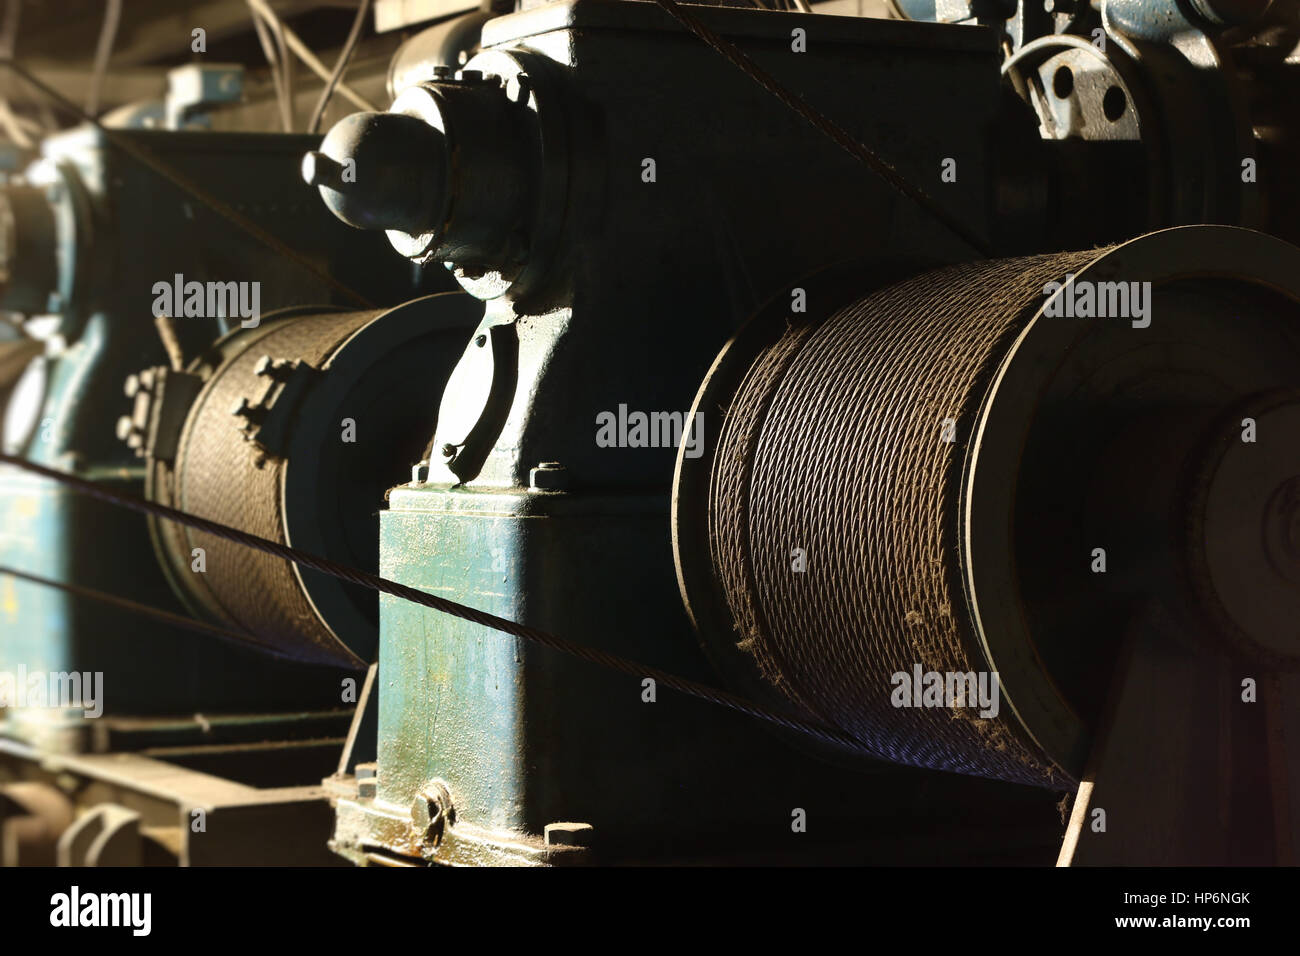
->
[676,226,1300,787]
[703,252,1098,786]
[162,310,370,666]
[141,293,481,668]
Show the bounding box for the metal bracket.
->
[231,355,320,460]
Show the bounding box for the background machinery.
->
[0,0,1298,866]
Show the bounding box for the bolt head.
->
[504,74,531,105]
[411,781,454,847]
[354,764,378,798]
[529,461,567,491]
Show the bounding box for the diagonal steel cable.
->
[0,564,295,659]
[647,0,994,258]
[0,451,868,753]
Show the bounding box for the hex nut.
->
[411,780,455,848]
[544,822,594,847]
[529,461,567,491]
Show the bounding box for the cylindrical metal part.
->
[0,186,59,314]
[387,9,495,99]
[675,226,1300,785]
[141,293,481,667]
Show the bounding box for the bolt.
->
[301,150,346,190]
[529,461,568,491]
[115,416,135,442]
[355,763,378,798]
[230,397,266,424]
[544,822,594,847]
[411,459,431,484]
[504,74,531,105]
[431,65,453,79]
[453,69,483,83]
[253,355,293,381]
[411,781,454,848]
[123,374,141,398]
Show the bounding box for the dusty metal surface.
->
[0,737,345,865]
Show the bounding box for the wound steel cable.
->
[0,451,867,754]
[703,254,1103,786]
[647,0,995,258]
[0,59,375,310]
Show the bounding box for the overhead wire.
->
[245,0,379,112]
[0,0,30,146]
[267,1,295,130]
[84,0,122,118]
[307,0,372,135]
[248,0,294,132]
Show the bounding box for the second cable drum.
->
[120,293,482,668]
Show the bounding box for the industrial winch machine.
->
[1,0,1299,866]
